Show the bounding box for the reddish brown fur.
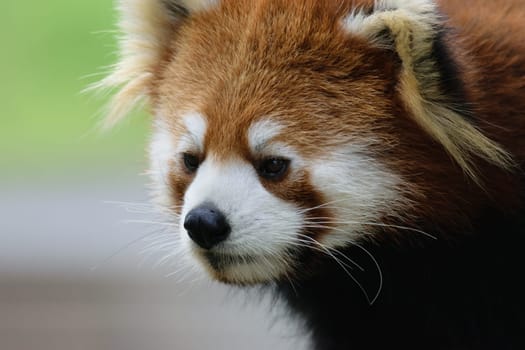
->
[152,0,525,240]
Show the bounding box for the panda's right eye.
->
[182,153,200,173]
[257,157,290,181]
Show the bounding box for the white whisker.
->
[302,215,437,240]
[294,233,372,304]
[352,242,383,306]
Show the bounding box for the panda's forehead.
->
[177,111,290,160]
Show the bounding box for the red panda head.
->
[97,0,514,284]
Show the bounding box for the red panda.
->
[96,0,525,348]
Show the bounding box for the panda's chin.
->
[195,250,290,285]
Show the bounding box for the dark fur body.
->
[277,208,525,350]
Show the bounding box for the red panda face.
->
[147,1,412,284]
[150,109,405,284]
[101,0,514,285]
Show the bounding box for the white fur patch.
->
[180,111,207,153]
[247,119,284,154]
[149,119,177,207]
[308,146,404,249]
[179,0,218,12]
[149,112,207,206]
[180,157,304,283]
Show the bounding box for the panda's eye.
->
[182,153,200,173]
[258,158,290,181]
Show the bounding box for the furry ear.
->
[343,0,514,183]
[92,0,217,129]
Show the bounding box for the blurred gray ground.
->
[0,173,308,350]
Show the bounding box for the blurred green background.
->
[0,0,148,179]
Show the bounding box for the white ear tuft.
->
[343,0,439,51]
[343,0,514,183]
[91,0,218,129]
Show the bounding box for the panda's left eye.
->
[258,158,290,181]
[182,153,200,173]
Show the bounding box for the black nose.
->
[184,204,231,249]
